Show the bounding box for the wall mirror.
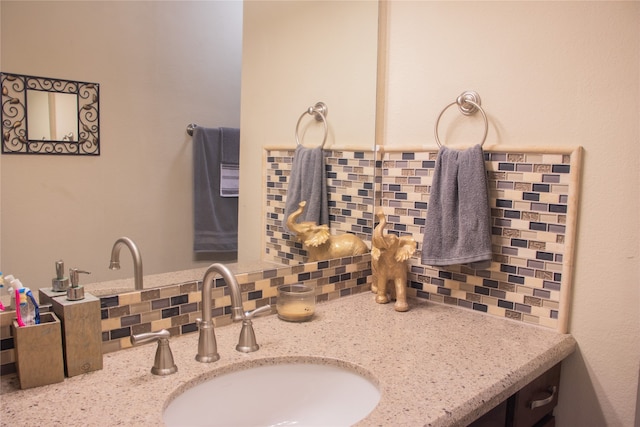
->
[0,0,377,304]
[1,72,100,155]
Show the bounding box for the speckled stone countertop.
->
[0,292,575,427]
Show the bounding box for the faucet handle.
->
[69,268,91,286]
[236,305,271,353]
[244,304,272,320]
[131,329,170,345]
[130,329,178,376]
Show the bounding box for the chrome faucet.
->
[196,263,242,363]
[108,236,143,290]
[196,263,271,362]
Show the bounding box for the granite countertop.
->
[0,292,576,427]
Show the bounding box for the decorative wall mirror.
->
[1,72,100,155]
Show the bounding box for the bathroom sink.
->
[163,360,380,427]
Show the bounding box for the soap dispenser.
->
[67,268,91,301]
[39,260,72,305]
[49,267,103,377]
[51,260,70,292]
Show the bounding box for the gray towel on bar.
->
[219,127,240,197]
[421,144,492,268]
[284,145,329,232]
[193,126,238,252]
[220,127,240,165]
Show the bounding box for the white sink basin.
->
[163,360,380,427]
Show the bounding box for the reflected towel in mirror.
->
[193,126,238,252]
[220,127,240,197]
[284,145,329,232]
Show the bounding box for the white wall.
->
[238,0,379,263]
[0,1,242,288]
[382,1,639,425]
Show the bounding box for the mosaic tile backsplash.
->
[97,257,370,354]
[264,148,376,265]
[265,146,580,331]
[380,149,577,331]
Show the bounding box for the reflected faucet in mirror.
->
[108,237,143,290]
[61,132,75,141]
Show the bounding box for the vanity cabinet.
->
[469,362,561,427]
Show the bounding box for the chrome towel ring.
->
[434,91,488,147]
[295,102,328,148]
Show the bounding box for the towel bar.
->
[434,91,488,147]
[186,123,197,136]
[295,102,328,149]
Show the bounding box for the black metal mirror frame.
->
[1,72,100,155]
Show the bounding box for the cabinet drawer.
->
[468,400,508,426]
[510,362,561,427]
[535,415,555,427]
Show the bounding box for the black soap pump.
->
[67,268,91,301]
[51,260,70,292]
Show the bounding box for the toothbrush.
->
[0,272,4,311]
[15,289,25,327]
[26,290,40,324]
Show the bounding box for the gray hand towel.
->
[219,127,240,197]
[220,127,240,165]
[421,144,492,267]
[284,145,329,232]
[193,126,238,252]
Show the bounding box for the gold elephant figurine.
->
[371,209,417,312]
[286,201,369,262]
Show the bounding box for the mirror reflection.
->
[0,1,378,304]
[26,90,78,142]
[263,148,376,266]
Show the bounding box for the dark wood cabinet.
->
[469,400,508,426]
[469,363,562,427]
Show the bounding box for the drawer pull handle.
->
[529,386,557,410]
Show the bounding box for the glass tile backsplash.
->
[264,146,580,331]
[95,257,371,354]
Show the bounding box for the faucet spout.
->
[109,237,143,291]
[196,263,244,363]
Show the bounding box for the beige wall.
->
[238,0,379,263]
[382,1,639,426]
[0,1,242,287]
